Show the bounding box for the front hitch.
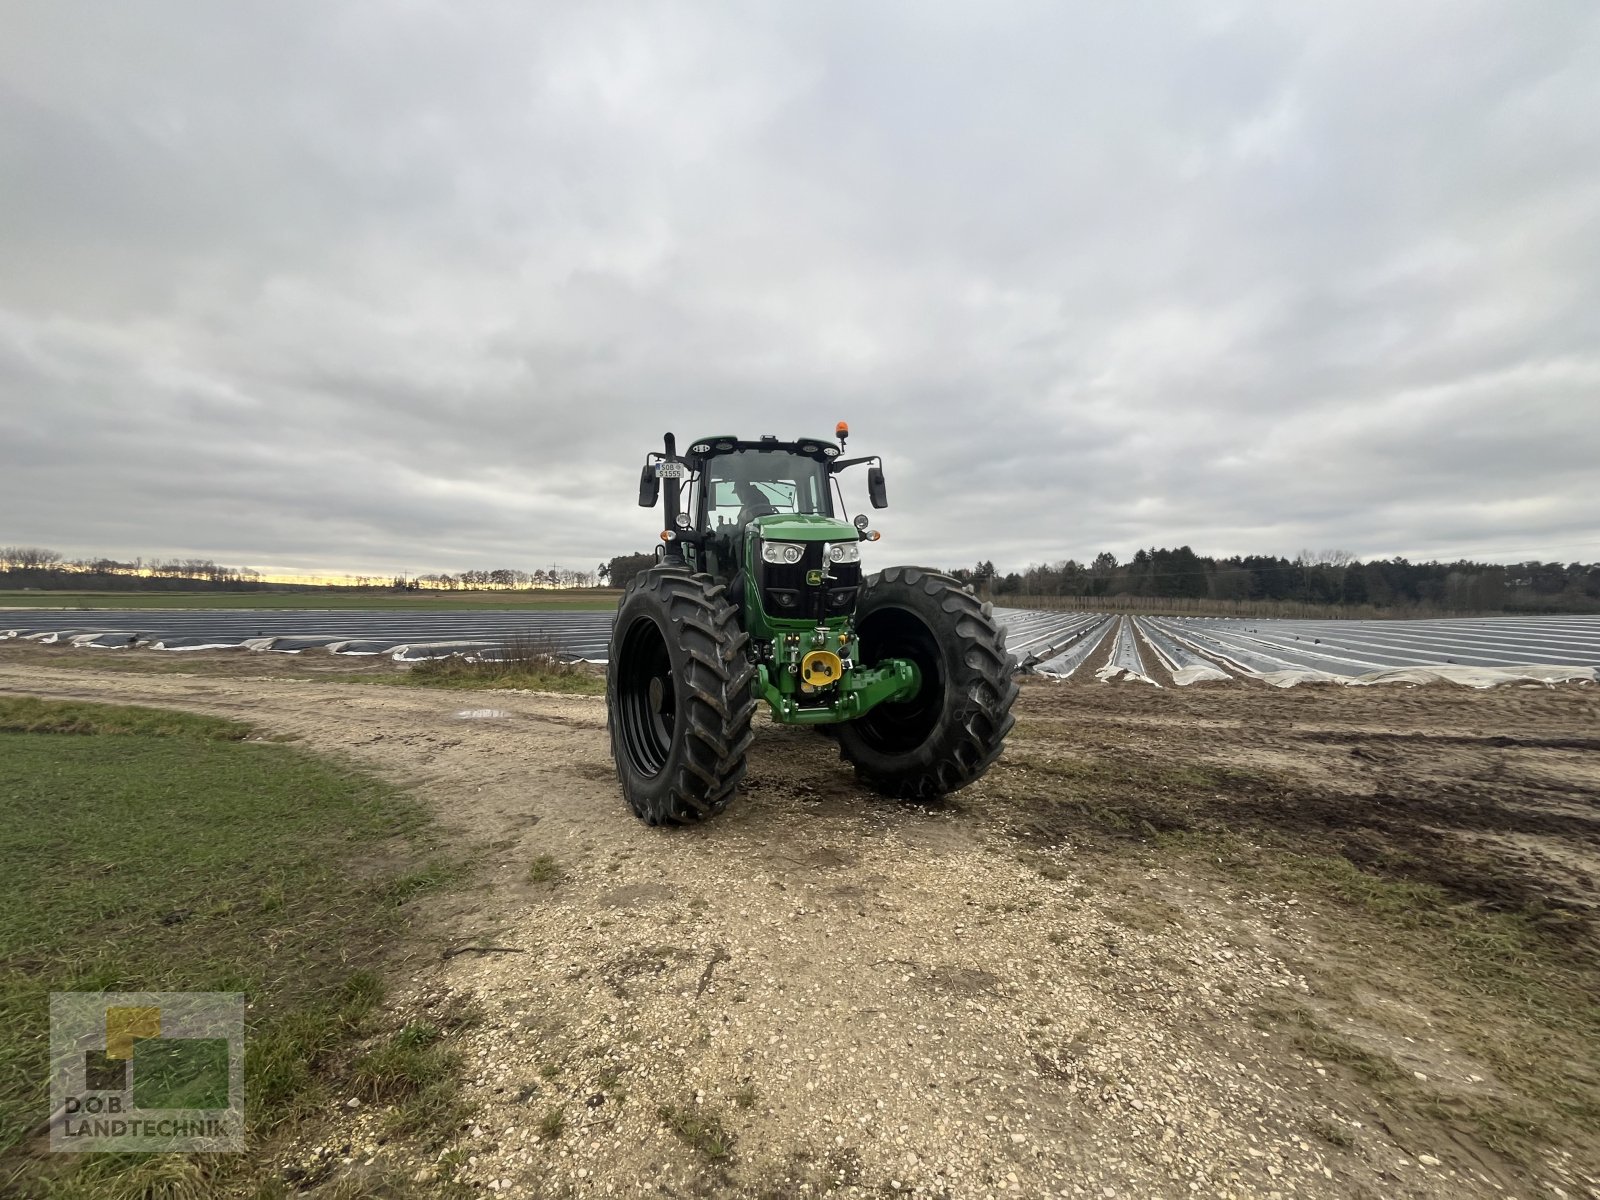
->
[755,658,920,725]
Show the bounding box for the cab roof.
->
[685,435,842,463]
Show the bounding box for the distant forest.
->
[956,548,1600,615]
[7,544,1597,615]
[605,547,1600,615]
[0,547,276,591]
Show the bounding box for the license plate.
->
[658,462,687,479]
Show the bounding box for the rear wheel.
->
[837,566,1018,799]
[606,568,758,824]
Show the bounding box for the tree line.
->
[408,566,599,590]
[0,547,602,591]
[948,548,1600,614]
[0,547,269,591]
[12,543,1597,613]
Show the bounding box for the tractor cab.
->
[636,429,887,594]
[695,439,839,582]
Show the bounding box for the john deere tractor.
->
[607,424,1018,824]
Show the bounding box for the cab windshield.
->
[702,449,832,531]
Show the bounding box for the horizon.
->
[5,540,1598,590]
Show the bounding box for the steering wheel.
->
[738,502,781,524]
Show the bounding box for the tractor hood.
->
[750,513,857,543]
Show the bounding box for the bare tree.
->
[3,546,63,570]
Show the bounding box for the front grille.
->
[759,542,861,621]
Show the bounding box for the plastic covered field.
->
[5,608,1596,687]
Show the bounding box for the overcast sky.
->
[2,1,1597,578]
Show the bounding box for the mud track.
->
[2,657,1596,1199]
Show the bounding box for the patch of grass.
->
[245,971,387,1125]
[434,993,486,1034]
[18,1153,214,1200]
[538,1103,568,1139]
[1412,1093,1562,1160]
[0,695,249,739]
[994,752,1267,843]
[1257,851,1459,923]
[1100,897,1186,934]
[0,646,258,677]
[1308,1117,1354,1148]
[0,699,459,1193]
[527,854,565,885]
[282,1165,476,1200]
[1289,1027,1406,1085]
[658,1101,734,1162]
[387,1080,474,1150]
[1261,994,1577,1154]
[993,743,1600,1168]
[349,1023,467,1148]
[385,633,605,694]
[402,661,604,695]
[1017,851,1075,882]
[1231,842,1600,1163]
[393,1021,443,1051]
[1226,843,1597,1015]
[384,859,471,905]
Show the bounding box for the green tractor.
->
[607,425,1019,824]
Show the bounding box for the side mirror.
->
[638,464,660,508]
[867,465,888,509]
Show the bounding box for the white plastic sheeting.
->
[388,641,504,662]
[5,606,1597,688]
[1145,614,1600,685]
[1137,620,1231,685]
[1,610,616,662]
[993,610,1105,667]
[1027,616,1116,677]
[1007,610,1597,688]
[1094,617,1158,685]
[1243,665,1595,689]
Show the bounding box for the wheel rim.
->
[852,606,943,753]
[616,613,676,776]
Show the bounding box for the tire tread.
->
[606,568,759,825]
[840,566,1019,800]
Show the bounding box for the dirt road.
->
[3,656,1595,1200]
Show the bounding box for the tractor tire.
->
[607,567,758,825]
[837,566,1019,800]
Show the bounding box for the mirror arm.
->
[829,455,880,472]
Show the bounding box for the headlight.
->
[827,542,861,564]
[761,541,805,565]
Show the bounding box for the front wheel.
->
[837,567,1019,800]
[606,568,757,824]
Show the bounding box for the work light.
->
[761,542,805,565]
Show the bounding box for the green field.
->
[0,589,620,612]
[0,697,468,1197]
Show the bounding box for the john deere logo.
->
[50,991,244,1152]
[806,569,824,586]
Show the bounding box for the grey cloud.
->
[2,0,1597,578]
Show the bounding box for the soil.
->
[2,648,1597,1200]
